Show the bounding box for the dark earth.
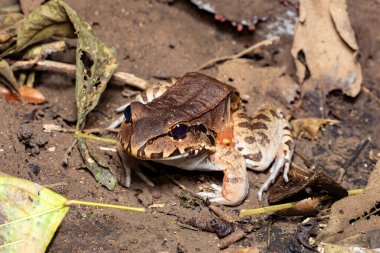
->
[1,0,380,252]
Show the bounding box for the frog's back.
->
[147,72,236,120]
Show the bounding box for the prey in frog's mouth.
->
[120,119,217,160]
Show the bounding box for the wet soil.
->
[1,0,380,252]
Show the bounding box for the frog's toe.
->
[197,191,242,205]
[210,183,222,192]
[197,191,220,199]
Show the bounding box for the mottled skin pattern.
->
[118,72,294,205]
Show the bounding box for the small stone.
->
[151,190,162,199]
[137,188,153,206]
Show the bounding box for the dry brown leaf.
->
[316,160,380,244]
[0,85,45,104]
[291,0,361,98]
[217,59,299,115]
[291,118,340,140]
[318,243,380,253]
[334,230,380,248]
[0,85,19,102]
[19,85,45,104]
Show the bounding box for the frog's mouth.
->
[135,124,217,160]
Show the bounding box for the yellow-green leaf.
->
[0,176,69,253]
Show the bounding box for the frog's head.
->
[119,104,217,160]
[119,72,237,160]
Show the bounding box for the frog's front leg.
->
[116,143,155,187]
[197,145,249,206]
[234,104,294,201]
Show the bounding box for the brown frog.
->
[118,72,294,206]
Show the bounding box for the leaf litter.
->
[0,0,379,251]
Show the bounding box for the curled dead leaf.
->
[291,0,362,98]
[19,85,45,104]
[291,118,340,140]
[0,85,45,104]
[0,85,19,102]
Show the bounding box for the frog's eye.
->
[170,124,188,139]
[124,105,132,123]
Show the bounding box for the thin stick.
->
[63,138,77,165]
[362,87,380,105]
[75,132,118,144]
[338,138,370,183]
[218,228,246,249]
[208,204,237,223]
[197,36,280,71]
[176,221,200,232]
[240,189,364,217]
[43,124,119,134]
[65,200,145,213]
[167,175,187,190]
[11,59,147,90]
[43,182,68,189]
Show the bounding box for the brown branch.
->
[208,204,238,223]
[11,59,147,90]
[197,36,280,71]
[218,228,246,249]
[362,87,380,105]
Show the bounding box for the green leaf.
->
[0,176,69,253]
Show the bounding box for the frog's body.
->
[118,72,294,205]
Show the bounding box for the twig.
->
[267,219,272,250]
[338,138,370,183]
[208,204,237,223]
[176,221,200,232]
[240,189,364,217]
[108,114,125,129]
[75,132,118,144]
[65,199,145,213]
[11,59,147,90]
[43,124,119,134]
[63,138,77,165]
[362,87,380,105]
[196,36,280,71]
[167,175,187,190]
[218,228,246,249]
[43,182,68,188]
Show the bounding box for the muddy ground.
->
[1,0,380,252]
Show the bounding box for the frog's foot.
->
[257,136,294,201]
[197,183,243,206]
